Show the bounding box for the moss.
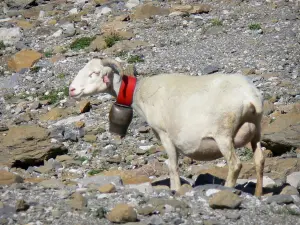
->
[0,41,5,50]
[57,73,65,79]
[211,18,223,26]
[104,33,122,48]
[127,55,144,63]
[249,23,262,30]
[88,169,103,176]
[70,36,96,50]
[44,51,53,58]
[30,66,41,73]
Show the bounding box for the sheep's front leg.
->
[251,132,265,197]
[159,131,181,191]
[216,137,242,187]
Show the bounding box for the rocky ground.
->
[0,0,300,224]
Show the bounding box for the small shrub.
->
[237,147,253,161]
[0,41,5,50]
[70,36,95,50]
[104,33,122,48]
[44,51,53,58]
[30,66,41,73]
[88,169,103,176]
[211,18,223,26]
[115,50,128,58]
[249,23,261,30]
[127,55,144,63]
[39,87,69,104]
[57,73,65,79]
[77,156,88,162]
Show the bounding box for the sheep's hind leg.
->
[216,137,242,188]
[251,130,265,197]
[158,131,181,191]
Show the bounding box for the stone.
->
[262,112,300,154]
[209,190,242,209]
[78,175,123,187]
[39,108,72,121]
[7,49,42,72]
[69,192,87,210]
[0,170,23,185]
[106,203,137,223]
[0,124,9,132]
[98,183,116,193]
[101,170,150,185]
[131,3,170,20]
[83,135,97,143]
[61,23,76,37]
[248,176,276,188]
[0,27,21,45]
[202,65,219,75]
[5,0,36,9]
[176,184,193,196]
[190,4,211,14]
[263,100,275,116]
[266,195,294,205]
[95,6,111,16]
[287,172,300,188]
[90,36,107,51]
[15,199,29,212]
[39,179,64,189]
[34,164,53,174]
[137,206,155,216]
[280,186,299,195]
[78,100,91,113]
[56,155,74,162]
[0,125,68,168]
[263,149,274,158]
[125,182,153,194]
[75,121,85,128]
[16,20,33,29]
[104,40,149,54]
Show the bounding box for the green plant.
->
[104,33,122,48]
[211,18,223,26]
[115,50,128,58]
[57,73,65,79]
[70,36,96,50]
[39,87,69,104]
[127,55,144,63]
[269,117,276,124]
[44,51,53,58]
[0,41,5,50]
[88,169,103,176]
[77,156,88,162]
[30,66,41,73]
[249,23,261,30]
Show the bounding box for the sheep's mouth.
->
[70,92,83,100]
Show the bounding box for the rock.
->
[137,206,155,216]
[15,199,29,212]
[104,40,149,54]
[266,195,294,205]
[0,27,21,45]
[248,176,276,188]
[262,112,300,154]
[83,135,97,143]
[7,49,43,72]
[95,6,111,16]
[176,184,193,196]
[101,170,151,185]
[56,155,74,162]
[280,186,299,195]
[34,164,53,174]
[125,182,153,194]
[77,100,91,113]
[98,183,116,193]
[0,125,68,168]
[125,0,140,9]
[16,20,33,29]
[263,100,275,116]
[39,108,72,121]
[106,203,137,223]
[0,170,23,185]
[39,179,64,189]
[61,23,76,37]
[69,192,87,210]
[171,4,210,14]
[5,0,36,9]
[90,36,107,51]
[263,149,274,158]
[287,172,300,188]
[202,65,219,75]
[131,3,170,20]
[78,175,123,187]
[138,126,151,133]
[208,190,242,209]
[146,215,165,225]
[0,124,9,132]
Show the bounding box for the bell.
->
[109,103,133,137]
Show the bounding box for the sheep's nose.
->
[70,87,76,92]
[69,87,76,96]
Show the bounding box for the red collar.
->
[116,75,137,107]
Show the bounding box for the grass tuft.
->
[70,36,96,50]
[104,33,122,48]
[249,23,262,30]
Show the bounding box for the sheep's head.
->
[69,58,123,100]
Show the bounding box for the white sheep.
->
[69,57,265,197]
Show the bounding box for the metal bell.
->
[109,103,133,137]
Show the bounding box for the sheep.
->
[69,57,265,197]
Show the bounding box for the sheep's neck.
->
[109,74,122,97]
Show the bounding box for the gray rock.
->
[78,175,123,188]
[39,179,64,189]
[61,23,76,37]
[4,0,36,9]
[0,124,8,132]
[68,192,87,210]
[287,172,300,188]
[208,190,242,209]
[266,195,294,205]
[125,182,153,194]
[202,65,219,75]
[0,27,21,45]
[280,186,299,196]
[146,215,165,225]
